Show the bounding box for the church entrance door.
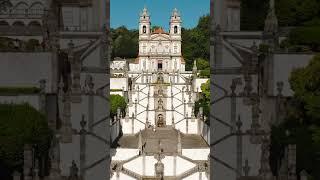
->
[158,61,162,70]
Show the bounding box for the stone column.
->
[275,81,284,125]
[186,113,189,134]
[80,115,87,179]
[39,79,47,114]
[259,135,273,180]
[288,144,297,180]
[177,131,182,155]
[182,87,185,103]
[69,40,82,103]
[248,96,263,144]
[230,78,242,133]
[88,78,94,133]
[243,159,251,176]
[173,156,177,176]
[128,89,132,106]
[142,154,146,176]
[13,171,20,180]
[49,134,61,180]
[23,145,32,180]
[134,99,137,118]
[131,113,135,134]
[213,25,223,67]
[183,100,186,117]
[236,116,243,178]
[137,87,140,102]
[33,159,40,180]
[60,88,72,143]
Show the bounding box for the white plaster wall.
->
[182,149,210,160]
[195,79,209,92]
[212,66,261,179]
[123,156,157,176]
[272,54,314,96]
[110,91,123,96]
[0,52,55,93]
[60,135,80,176]
[183,172,208,180]
[110,172,136,180]
[111,148,139,161]
[62,7,80,28]
[59,94,109,178]
[110,78,127,91]
[176,156,196,175]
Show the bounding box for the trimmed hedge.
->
[0,87,41,94]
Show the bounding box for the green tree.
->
[0,103,52,170]
[111,26,138,59]
[182,15,210,70]
[270,55,320,178]
[196,58,209,70]
[110,94,127,119]
[195,80,210,122]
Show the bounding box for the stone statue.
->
[157,114,165,127]
[158,99,164,110]
[68,161,79,180]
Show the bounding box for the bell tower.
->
[169,8,182,38]
[139,7,151,39]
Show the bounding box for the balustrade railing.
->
[0,9,45,18]
[0,26,43,35]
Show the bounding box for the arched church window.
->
[174,26,178,34]
[143,26,146,33]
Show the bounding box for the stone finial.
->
[243,159,250,176]
[23,144,32,178]
[34,159,40,180]
[199,107,204,119]
[300,170,309,180]
[117,108,121,119]
[13,171,21,180]
[231,78,242,94]
[39,79,46,93]
[80,115,87,132]
[236,115,243,133]
[68,40,75,49]
[276,81,284,95]
[138,130,142,152]
[69,160,79,179]
[264,0,278,33]
[251,41,258,52]
[192,60,197,74]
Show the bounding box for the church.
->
[110,7,210,180]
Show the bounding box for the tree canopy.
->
[270,55,320,178]
[0,103,52,170]
[195,80,210,123]
[110,94,127,119]
[111,26,139,59]
[241,0,320,30]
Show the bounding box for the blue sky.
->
[111,0,210,30]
